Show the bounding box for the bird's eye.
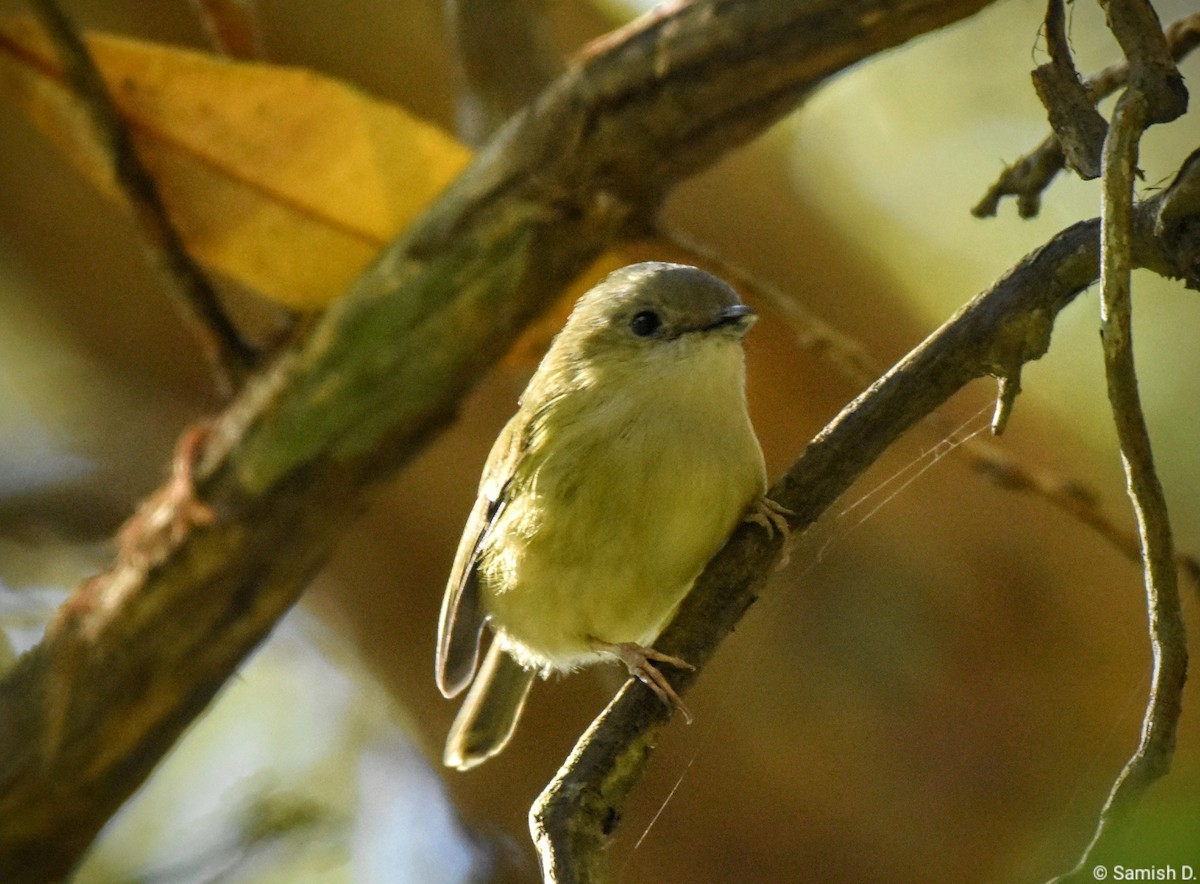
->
[630,310,661,337]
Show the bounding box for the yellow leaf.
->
[0,15,472,309]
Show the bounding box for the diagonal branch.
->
[530,167,1200,879]
[0,1,1003,880]
[1098,0,1187,124]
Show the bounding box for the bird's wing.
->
[435,415,523,698]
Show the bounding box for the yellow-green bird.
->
[437,262,769,770]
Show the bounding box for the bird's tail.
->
[443,641,535,771]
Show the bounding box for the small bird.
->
[437,261,769,770]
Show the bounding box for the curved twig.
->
[1046,0,1189,874]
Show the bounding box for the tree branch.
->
[1031,0,1109,180]
[974,10,1200,218]
[530,168,1200,880]
[0,1,1002,879]
[1098,0,1187,124]
[1046,0,1188,877]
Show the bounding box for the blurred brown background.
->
[2,1,1198,882]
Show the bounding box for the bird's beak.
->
[706,303,757,332]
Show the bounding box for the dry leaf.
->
[0,15,471,309]
[0,12,642,360]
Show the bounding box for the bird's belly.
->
[479,408,763,672]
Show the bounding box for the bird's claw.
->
[745,496,793,568]
[592,639,695,723]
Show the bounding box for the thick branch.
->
[0,1,1002,880]
[530,174,1200,880]
[1097,0,1187,124]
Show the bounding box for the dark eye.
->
[630,310,661,337]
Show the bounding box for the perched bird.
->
[437,262,770,770]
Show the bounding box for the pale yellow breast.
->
[479,336,765,671]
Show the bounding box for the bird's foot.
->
[745,495,794,568]
[591,639,695,724]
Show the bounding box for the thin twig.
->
[974,11,1200,218]
[1047,78,1188,884]
[29,0,259,394]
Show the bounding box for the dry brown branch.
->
[974,10,1200,218]
[0,2,1004,880]
[1099,0,1188,124]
